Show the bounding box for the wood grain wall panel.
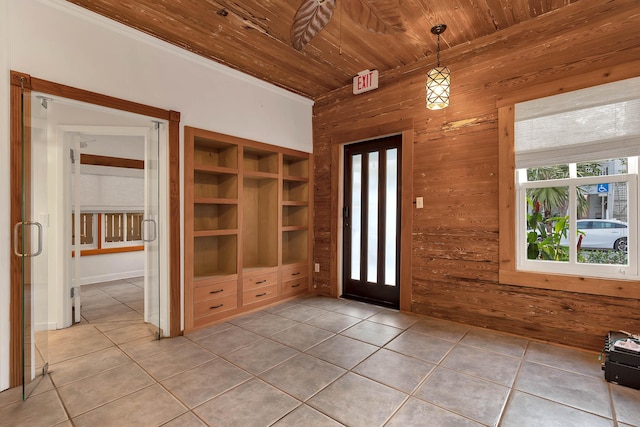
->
[312,0,640,350]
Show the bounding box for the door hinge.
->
[70,287,75,298]
[70,148,75,164]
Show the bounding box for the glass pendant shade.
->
[426,66,450,110]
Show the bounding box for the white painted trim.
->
[73,270,145,286]
[42,0,314,107]
[0,0,12,393]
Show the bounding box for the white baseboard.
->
[72,270,144,286]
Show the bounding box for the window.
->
[509,76,640,283]
[72,211,144,256]
[72,213,98,249]
[102,212,144,248]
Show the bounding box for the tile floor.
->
[1,278,639,427]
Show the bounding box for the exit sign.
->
[353,69,379,95]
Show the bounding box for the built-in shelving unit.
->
[184,127,312,331]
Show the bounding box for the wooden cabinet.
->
[184,127,312,331]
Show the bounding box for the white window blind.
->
[515,77,640,168]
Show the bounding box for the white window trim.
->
[516,162,638,280]
[101,211,144,249]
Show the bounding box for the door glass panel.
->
[23,92,49,398]
[577,182,628,265]
[343,136,401,308]
[385,149,398,286]
[350,154,362,281]
[144,123,161,338]
[367,152,379,283]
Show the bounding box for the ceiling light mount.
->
[430,24,447,36]
[426,23,450,110]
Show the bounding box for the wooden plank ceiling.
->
[67,0,580,99]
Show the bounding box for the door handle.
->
[142,219,157,242]
[13,221,43,257]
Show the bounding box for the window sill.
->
[72,246,144,257]
[499,269,640,299]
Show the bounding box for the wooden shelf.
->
[244,170,279,180]
[282,229,308,265]
[194,136,238,169]
[283,154,309,179]
[194,229,238,238]
[194,204,237,231]
[194,171,237,199]
[185,127,312,332]
[244,146,279,174]
[193,234,238,278]
[243,177,278,269]
[283,180,308,203]
[194,164,238,175]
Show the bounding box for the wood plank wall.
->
[312,0,640,351]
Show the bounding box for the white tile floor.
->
[1,278,639,426]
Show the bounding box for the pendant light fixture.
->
[426,24,450,110]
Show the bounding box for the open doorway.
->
[65,125,163,339]
[9,71,181,390]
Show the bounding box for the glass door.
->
[144,122,161,338]
[343,135,402,308]
[17,90,50,398]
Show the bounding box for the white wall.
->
[0,0,313,391]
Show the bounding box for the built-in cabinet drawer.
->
[194,280,237,301]
[243,284,278,305]
[243,270,278,291]
[282,276,308,296]
[194,294,238,318]
[281,264,308,282]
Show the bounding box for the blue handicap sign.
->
[597,183,609,193]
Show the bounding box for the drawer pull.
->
[256,279,267,284]
[255,292,267,297]
[291,272,301,276]
[209,289,224,294]
[292,284,301,288]
[210,304,224,309]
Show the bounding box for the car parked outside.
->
[560,219,628,251]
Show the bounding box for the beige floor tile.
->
[441,344,521,386]
[137,342,216,381]
[524,341,603,378]
[57,362,155,417]
[387,397,482,427]
[611,384,640,426]
[103,323,156,345]
[341,320,403,346]
[224,339,299,375]
[367,310,420,329]
[119,335,192,360]
[49,346,130,387]
[0,389,68,427]
[408,318,471,341]
[384,330,455,364]
[272,404,344,426]
[306,335,378,369]
[416,367,509,426]
[161,358,252,408]
[501,391,612,427]
[161,411,208,427]
[308,372,407,427]
[194,378,299,427]
[48,331,114,364]
[353,348,434,393]
[460,328,528,358]
[514,361,611,418]
[72,384,187,427]
[260,353,346,401]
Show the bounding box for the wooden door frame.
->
[329,120,414,312]
[9,70,182,386]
